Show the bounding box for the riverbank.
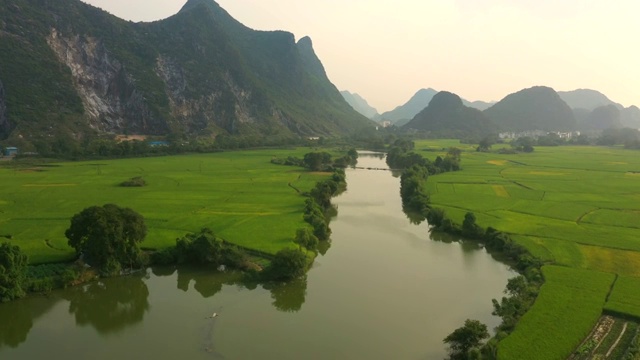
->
[412,139,640,359]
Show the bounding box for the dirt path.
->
[606,321,628,358]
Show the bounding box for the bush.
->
[120,176,146,187]
[266,249,308,281]
[174,228,248,268]
[0,243,28,302]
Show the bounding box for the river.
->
[0,151,513,359]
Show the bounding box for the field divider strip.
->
[605,322,628,358]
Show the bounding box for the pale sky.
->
[81,0,640,112]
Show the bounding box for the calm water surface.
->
[0,152,513,359]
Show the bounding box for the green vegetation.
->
[65,204,147,275]
[411,140,640,359]
[0,243,28,302]
[606,277,640,319]
[265,248,308,281]
[570,316,640,360]
[443,319,490,360]
[120,176,146,187]
[294,228,319,253]
[0,0,374,151]
[498,266,615,360]
[170,228,249,269]
[0,149,330,264]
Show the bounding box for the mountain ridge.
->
[0,0,373,148]
[340,91,378,118]
[484,86,576,132]
[403,91,495,137]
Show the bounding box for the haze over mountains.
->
[1,0,637,149]
[343,85,639,134]
[558,89,640,129]
[340,91,378,119]
[348,88,495,125]
[403,91,495,137]
[483,86,576,132]
[0,0,373,148]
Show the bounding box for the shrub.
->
[120,176,146,187]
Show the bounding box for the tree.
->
[476,137,494,152]
[176,228,223,265]
[65,204,147,275]
[0,243,28,302]
[303,152,333,171]
[267,249,308,281]
[443,319,490,360]
[294,228,319,252]
[462,212,483,237]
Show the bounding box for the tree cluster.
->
[303,152,333,171]
[264,249,308,281]
[294,228,319,253]
[174,228,248,268]
[387,140,460,174]
[443,319,490,360]
[65,204,147,275]
[0,242,28,302]
[302,170,345,240]
[400,164,430,214]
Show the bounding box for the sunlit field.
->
[0,149,328,264]
[415,140,640,358]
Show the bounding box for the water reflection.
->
[170,266,309,313]
[0,301,34,348]
[403,207,426,225]
[264,277,308,313]
[64,274,150,334]
[0,297,59,349]
[317,240,331,256]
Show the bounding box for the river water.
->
[0,152,513,359]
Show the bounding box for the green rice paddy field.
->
[416,140,640,359]
[0,149,328,264]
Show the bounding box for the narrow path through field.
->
[576,208,600,224]
[606,322,628,358]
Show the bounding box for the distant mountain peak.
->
[180,0,217,12]
[340,91,378,119]
[484,86,576,132]
[403,90,495,136]
[429,91,464,108]
[297,36,313,46]
[557,88,622,111]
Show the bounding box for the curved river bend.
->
[0,152,513,359]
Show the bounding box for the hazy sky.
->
[81,0,640,112]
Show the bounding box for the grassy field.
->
[414,140,640,358]
[0,149,329,264]
[498,266,615,360]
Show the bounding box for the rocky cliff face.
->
[154,55,255,134]
[47,29,167,135]
[0,80,9,138]
[0,0,372,146]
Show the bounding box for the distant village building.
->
[4,147,18,156]
[381,120,392,128]
[148,141,169,147]
[499,130,545,140]
[499,130,580,140]
[307,137,320,141]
